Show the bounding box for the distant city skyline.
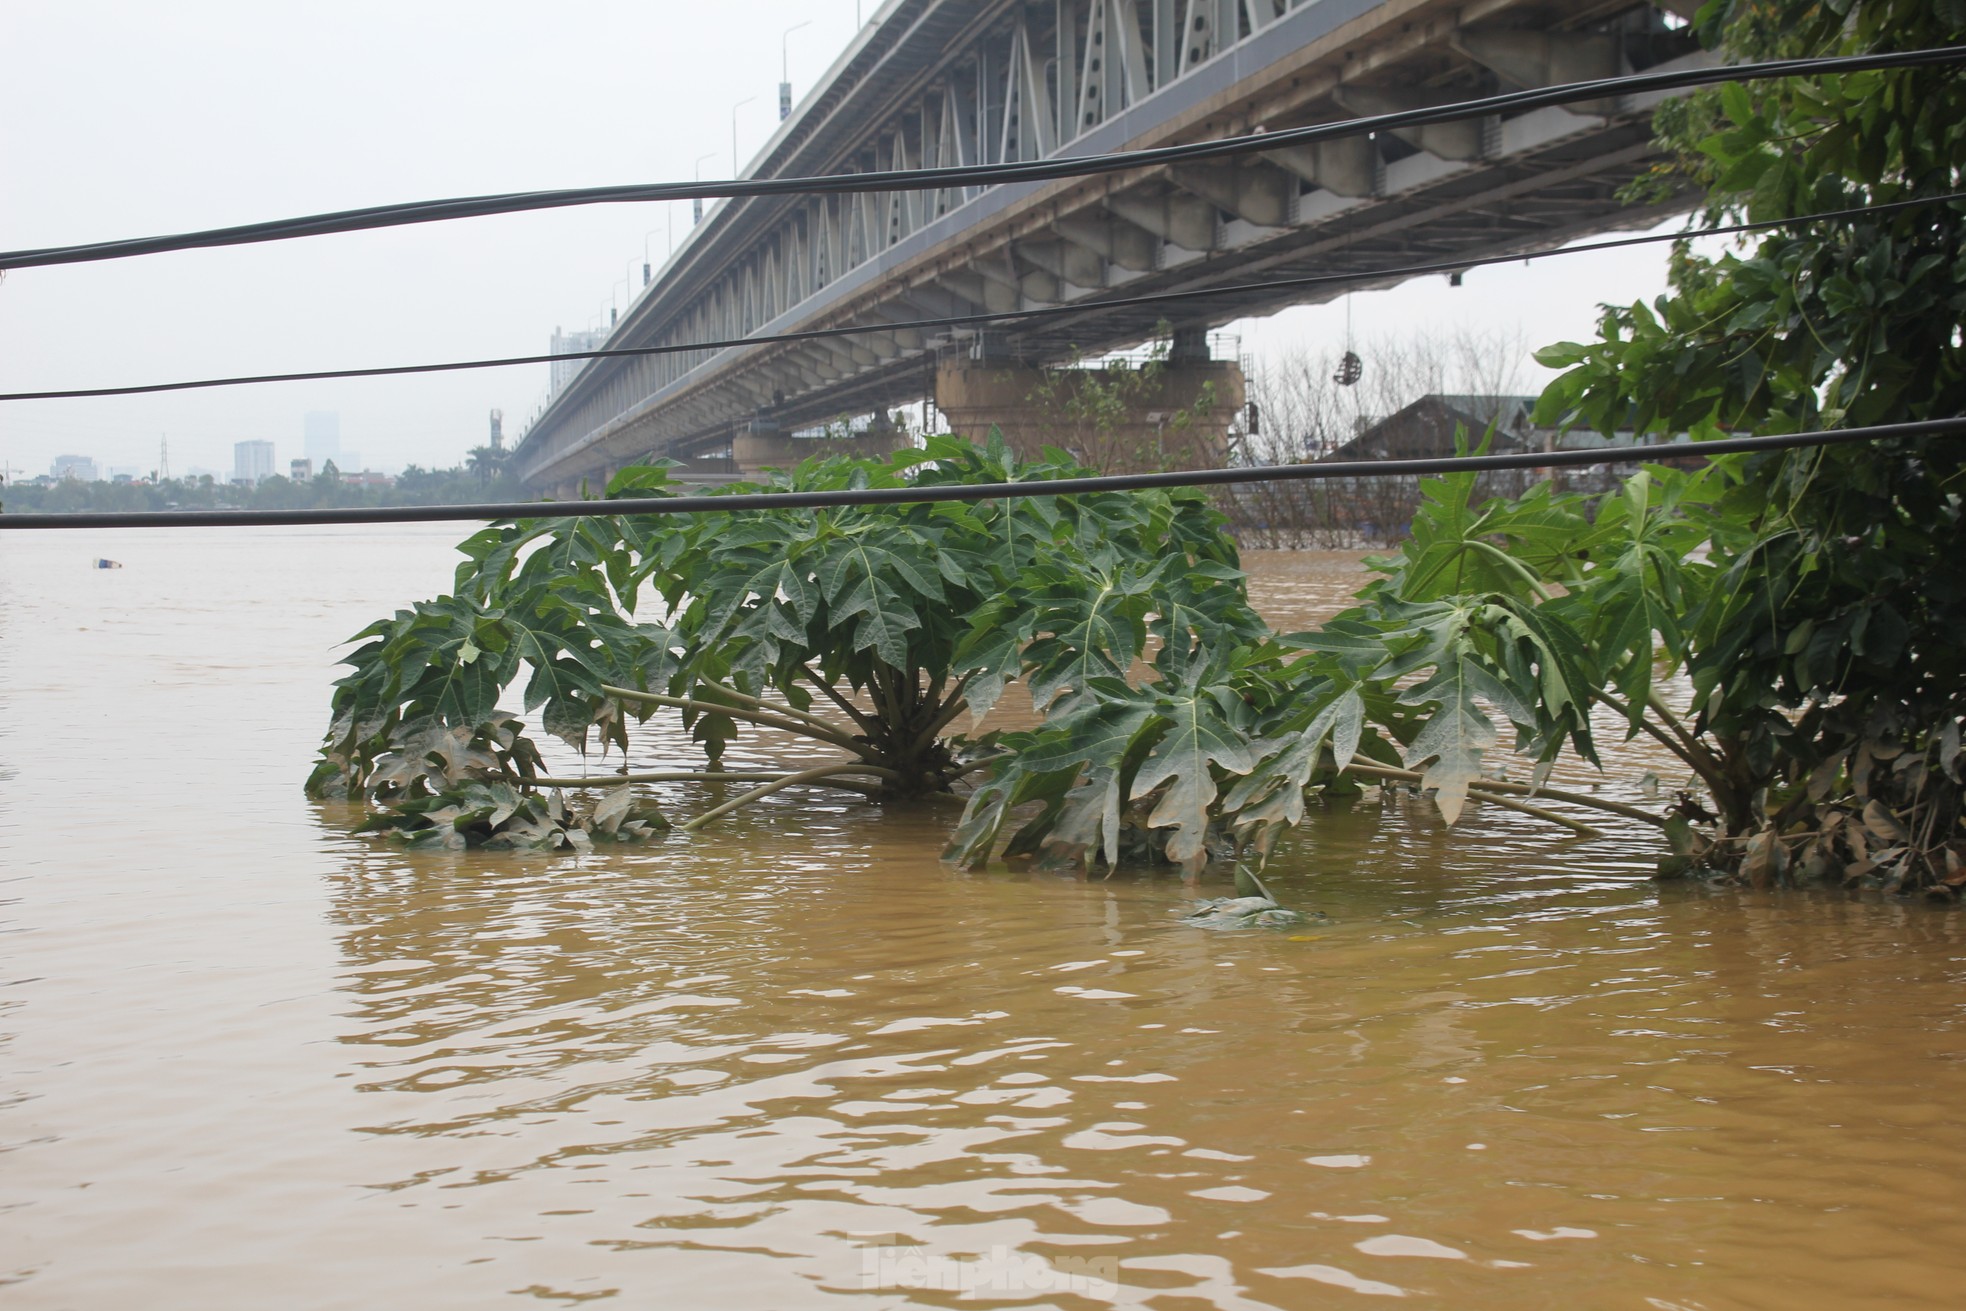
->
[233,439,275,484]
[303,411,341,469]
[550,327,609,398]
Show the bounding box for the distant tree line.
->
[2,448,522,515]
[1230,326,1534,547]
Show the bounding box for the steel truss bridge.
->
[514,0,1703,493]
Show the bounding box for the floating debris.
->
[1177,897,1324,930]
[94,558,123,569]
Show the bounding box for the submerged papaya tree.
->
[310,428,1677,864]
[310,432,1273,852]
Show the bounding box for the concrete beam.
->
[778,355,831,389]
[1451,30,1625,114]
[887,286,969,320]
[1263,135,1379,197]
[1015,236,1105,290]
[1169,161,1296,228]
[814,337,879,371]
[972,250,1022,290]
[1052,215,1158,272]
[793,346,846,381]
[974,248,1061,305]
[933,270,1001,312]
[724,374,778,406]
[938,267,1019,313]
[973,246,1060,305]
[1332,84,1485,161]
[1104,190,1217,252]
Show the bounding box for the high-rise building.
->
[52,454,99,482]
[234,440,275,484]
[550,326,607,395]
[304,411,341,469]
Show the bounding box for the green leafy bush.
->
[313,432,1670,869]
[1532,0,1966,890]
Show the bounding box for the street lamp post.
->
[643,215,676,284]
[731,95,757,177]
[693,153,717,224]
[780,20,811,120]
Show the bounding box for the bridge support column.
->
[934,343,1243,473]
[550,471,610,501]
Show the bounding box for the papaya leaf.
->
[1397,657,1513,825]
[1128,681,1258,873]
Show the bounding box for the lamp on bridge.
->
[693,153,716,225]
[731,96,757,177]
[780,20,810,121]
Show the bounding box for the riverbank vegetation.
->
[1230,327,1534,548]
[2,456,520,515]
[1523,0,1966,890]
[309,432,1668,862]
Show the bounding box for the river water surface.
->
[3,526,1965,1309]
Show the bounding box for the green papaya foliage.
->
[316,423,1681,866]
[312,434,1267,842]
[945,445,1703,874]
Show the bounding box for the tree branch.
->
[692,680,850,739]
[1341,759,1664,827]
[599,684,871,757]
[1644,690,1721,768]
[534,768,868,791]
[912,672,978,752]
[1592,689,1726,793]
[679,762,904,831]
[1468,789,1603,837]
[803,663,879,737]
[950,754,1006,781]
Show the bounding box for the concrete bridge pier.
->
[552,467,613,501]
[732,416,900,476]
[934,328,1244,473]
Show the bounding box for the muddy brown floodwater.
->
[4,527,1965,1310]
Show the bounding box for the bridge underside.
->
[515,0,1701,493]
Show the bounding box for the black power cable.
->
[4,418,1961,531]
[6,193,1958,404]
[2,45,1962,272]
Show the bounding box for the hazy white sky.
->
[0,0,1682,482]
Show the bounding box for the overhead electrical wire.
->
[5,192,1960,404]
[3,418,1962,531]
[2,45,1962,272]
